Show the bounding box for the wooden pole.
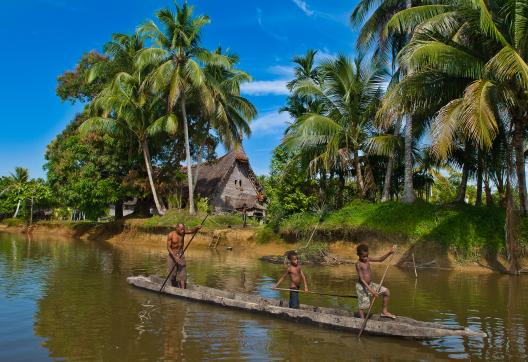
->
[159,214,209,293]
[273,287,357,298]
[29,196,34,226]
[303,220,321,249]
[412,252,418,278]
[358,251,396,338]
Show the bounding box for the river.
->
[0,232,526,361]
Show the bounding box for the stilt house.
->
[192,149,266,216]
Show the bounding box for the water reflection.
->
[0,232,527,361]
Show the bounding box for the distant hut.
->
[190,149,266,216]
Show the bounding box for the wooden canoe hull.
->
[127,275,486,339]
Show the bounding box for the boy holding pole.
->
[274,251,308,309]
[355,244,396,319]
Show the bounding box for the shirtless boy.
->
[167,223,201,289]
[355,244,396,319]
[274,251,308,309]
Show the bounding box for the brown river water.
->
[0,232,527,361]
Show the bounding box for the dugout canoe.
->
[127,275,486,339]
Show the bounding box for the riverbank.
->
[1,208,526,273]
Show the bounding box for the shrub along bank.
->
[274,200,527,260]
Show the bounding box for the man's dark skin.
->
[167,223,201,289]
[356,245,396,318]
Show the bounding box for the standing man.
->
[242,204,248,228]
[167,223,201,289]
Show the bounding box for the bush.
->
[279,200,507,251]
[1,218,25,227]
[255,225,279,244]
[196,197,210,213]
[141,209,241,229]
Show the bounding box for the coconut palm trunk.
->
[354,150,366,197]
[181,94,196,215]
[382,119,401,201]
[402,115,416,203]
[142,139,165,215]
[513,117,527,216]
[505,147,521,274]
[13,200,21,218]
[484,174,493,207]
[455,160,470,203]
[476,152,483,206]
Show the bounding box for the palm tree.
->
[1,167,29,218]
[385,0,528,272]
[387,0,528,213]
[283,55,385,199]
[351,0,416,203]
[203,49,256,149]
[191,48,257,187]
[281,49,324,119]
[80,34,172,215]
[137,3,228,214]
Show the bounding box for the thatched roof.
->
[191,149,264,200]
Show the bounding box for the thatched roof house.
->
[191,149,266,215]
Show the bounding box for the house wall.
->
[212,162,259,212]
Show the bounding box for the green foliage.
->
[141,210,240,229]
[261,146,317,228]
[45,115,134,220]
[254,225,279,244]
[297,242,329,262]
[280,200,507,251]
[196,197,210,213]
[1,218,25,227]
[56,51,116,103]
[0,168,52,219]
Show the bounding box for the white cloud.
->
[256,7,288,42]
[241,80,289,96]
[267,65,295,77]
[316,48,338,62]
[292,0,314,16]
[251,111,293,134]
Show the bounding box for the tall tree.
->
[351,0,415,202]
[1,167,29,218]
[138,3,227,214]
[283,55,385,199]
[385,0,528,272]
[81,34,171,215]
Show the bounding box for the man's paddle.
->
[358,248,396,338]
[159,214,209,293]
[273,287,357,298]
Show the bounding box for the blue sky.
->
[0,0,358,178]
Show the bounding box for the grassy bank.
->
[140,210,250,230]
[277,200,528,257]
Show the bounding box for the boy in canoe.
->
[167,223,201,289]
[356,244,396,319]
[273,251,308,309]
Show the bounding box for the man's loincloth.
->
[355,282,388,309]
[168,253,187,285]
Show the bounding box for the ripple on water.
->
[1,233,528,361]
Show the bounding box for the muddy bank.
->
[1,221,525,273]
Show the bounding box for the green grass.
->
[1,218,25,227]
[141,209,244,229]
[279,200,515,252]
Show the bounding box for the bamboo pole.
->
[159,214,209,292]
[273,287,357,298]
[358,251,396,338]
